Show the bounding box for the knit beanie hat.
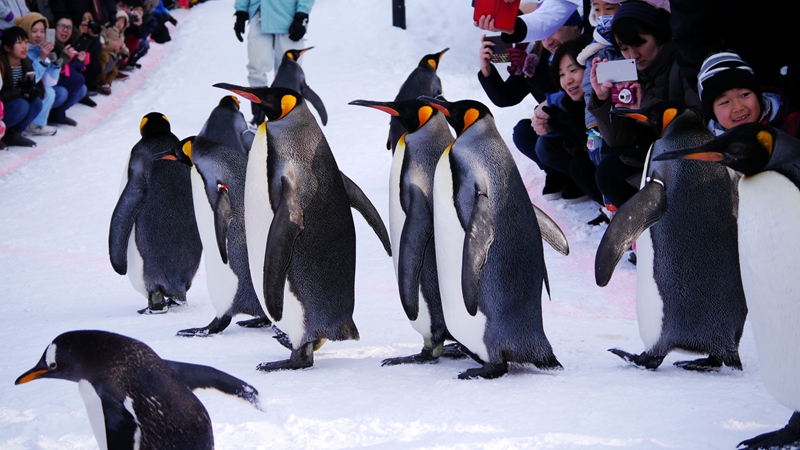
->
[13,12,48,38]
[697,51,762,120]
[610,1,670,39]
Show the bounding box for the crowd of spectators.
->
[0,0,185,148]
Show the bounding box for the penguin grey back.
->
[198,96,251,154]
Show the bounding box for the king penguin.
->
[387,48,449,151]
[199,95,254,154]
[420,96,563,380]
[271,47,327,126]
[16,330,263,450]
[653,123,800,449]
[349,98,466,365]
[596,107,747,371]
[166,128,267,337]
[109,112,202,314]
[214,83,391,371]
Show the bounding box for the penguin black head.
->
[283,47,314,61]
[653,122,776,176]
[156,136,195,166]
[213,83,303,122]
[139,112,171,138]
[418,96,492,136]
[348,98,438,134]
[419,48,449,71]
[15,330,144,385]
[610,100,686,137]
[219,95,240,111]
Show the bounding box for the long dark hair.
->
[549,34,593,89]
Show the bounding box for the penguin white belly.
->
[391,139,433,338]
[635,228,663,349]
[191,169,239,316]
[244,125,273,315]
[738,173,800,411]
[388,139,405,277]
[274,284,306,349]
[432,154,489,361]
[126,228,147,298]
[78,380,109,450]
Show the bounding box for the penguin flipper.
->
[264,176,304,321]
[340,172,392,256]
[532,204,569,256]
[462,191,494,317]
[108,162,148,275]
[213,185,233,264]
[164,360,263,411]
[595,180,666,286]
[397,186,434,321]
[97,387,138,449]
[300,83,328,126]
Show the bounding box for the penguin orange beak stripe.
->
[624,113,649,123]
[231,90,261,104]
[15,369,49,385]
[683,152,724,162]
[161,155,177,161]
[368,105,399,117]
[429,103,450,117]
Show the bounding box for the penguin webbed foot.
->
[176,315,232,337]
[271,326,293,349]
[738,412,800,450]
[381,347,440,366]
[440,342,470,360]
[256,342,314,372]
[457,362,508,380]
[608,348,664,370]
[236,317,273,328]
[673,355,724,372]
[138,293,184,315]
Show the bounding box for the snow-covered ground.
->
[0,1,789,449]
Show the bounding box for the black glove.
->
[18,77,40,100]
[234,11,248,42]
[288,12,308,41]
[167,14,178,26]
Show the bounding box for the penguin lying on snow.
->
[16,330,263,450]
[596,107,747,371]
[349,98,465,365]
[215,83,391,372]
[420,96,564,380]
[654,123,800,450]
[109,112,202,315]
[387,48,449,151]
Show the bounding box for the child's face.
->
[558,54,585,102]
[713,88,761,130]
[618,33,660,71]
[29,21,46,46]
[115,17,126,31]
[4,38,29,60]
[592,0,619,18]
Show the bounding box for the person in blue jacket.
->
[15,12,61,136]
[233,0,314,126]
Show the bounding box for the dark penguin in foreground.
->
[349,98,464,365]
[596,107,747,371]
[109,113,202,314]
[654,123,800,450]
[387,48,448,151]
[200,95,254,153]
[269,47,327,126]
[215,83,391,371]
[15,330,263,450]
[167,133,267,337]
[421,96,563,380]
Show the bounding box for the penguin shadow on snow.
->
[15,330,263,450]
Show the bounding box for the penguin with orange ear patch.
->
[387,49,449,151]
[109,112,202,315]
[270,47,327,126]
[214,84,390,372]
[419,96,563,380]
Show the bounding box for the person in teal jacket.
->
[233,0,314,126]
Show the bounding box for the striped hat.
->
[697,51,762,120]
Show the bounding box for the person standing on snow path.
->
[233,0,314,127]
